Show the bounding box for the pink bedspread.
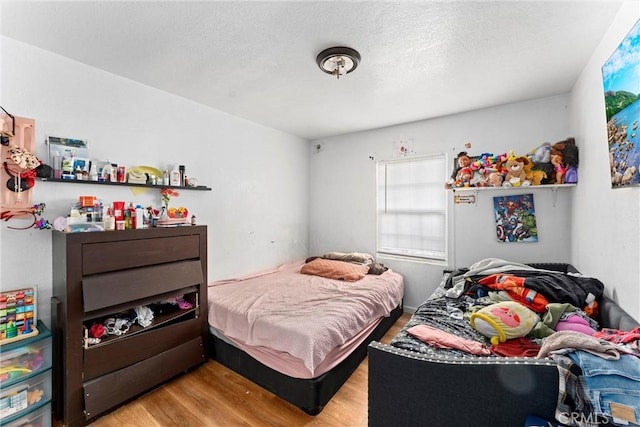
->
[208,261,404,374]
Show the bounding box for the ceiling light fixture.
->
[316,47,361,79]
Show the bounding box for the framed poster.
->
[493,194,538,243]
[602,19,640,188]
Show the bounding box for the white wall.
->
[569,1,640,320]
[309,95,572,311]
[0,37,310,327]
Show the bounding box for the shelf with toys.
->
[452,183,576,207]
[445,139,579,206]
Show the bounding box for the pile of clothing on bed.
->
[390,258,640,427]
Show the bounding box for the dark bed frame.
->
[208,303,403,415]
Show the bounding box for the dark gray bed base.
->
[209,303,403,415]
[368,264,640,427]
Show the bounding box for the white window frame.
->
[376,154,449,264]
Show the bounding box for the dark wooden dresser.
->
[51,226,208,427]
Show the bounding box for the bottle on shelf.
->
[135,204,144,229]
[179,165,185,186]
[124,208,131,229]
[170,165,181,186]
[53,150,62,179]
[89,163,98,181]
[104,208,115,231]
[102,161,113,182]
[127,202,136,229]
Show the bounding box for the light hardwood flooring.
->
[63,312,411,427]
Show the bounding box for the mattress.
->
[208,260,404,378]
[209,317,382,378]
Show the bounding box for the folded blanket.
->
[321,251,375,266]
[537,331,627,360]
[407,324,491,356]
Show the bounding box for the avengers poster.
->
[493,194,538,243]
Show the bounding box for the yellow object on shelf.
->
[128,166,163,183]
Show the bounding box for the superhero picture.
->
[493,194,538,243]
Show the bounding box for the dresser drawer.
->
[82,259,203,312]
[83,338,204,419]
[83,317,202,380]
[82,234,201,275]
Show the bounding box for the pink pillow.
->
[300,258,369,282]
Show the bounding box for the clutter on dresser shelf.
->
[53,190,196,232]
[82,293,197,349]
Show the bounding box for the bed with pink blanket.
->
[208,256,404,414]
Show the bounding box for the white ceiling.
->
[1,1,623,141]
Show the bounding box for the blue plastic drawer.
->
[2,401,51,427]
[0,369,51,422]
[0,322,52,388]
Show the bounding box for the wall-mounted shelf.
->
[451,184,576,207]
[40,178,211,191]
[451,184,576,192]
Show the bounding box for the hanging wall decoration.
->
[602,19,640,188]
[493,194,538,243]
[1,109,37,218]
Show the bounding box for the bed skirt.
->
[209,303,403,415]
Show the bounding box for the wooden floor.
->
[71,313,411,427]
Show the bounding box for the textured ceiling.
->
[1,1,624,140]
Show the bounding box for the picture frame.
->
[602,19,640,188]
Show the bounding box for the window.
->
[377,154,448,262]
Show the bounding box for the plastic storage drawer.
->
[2,402,51,427]
[0,369,52,423]
[0,322,52,388]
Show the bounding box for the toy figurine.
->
[445,151,474,189]
[551,152,566,184]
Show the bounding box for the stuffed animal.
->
[502,156,531,187]
[523,158,547,185]
[527,142,552,163]
[488,171,504,187]
[550,138,579,184]
[470,301,540,345]
[445,151,475,188]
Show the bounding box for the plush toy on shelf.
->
[501,154,531,187]
[523,158,547,185]
[445,151,475,189]
[551,137,579,184]
[488,171,504,187]
[550,151,566,184]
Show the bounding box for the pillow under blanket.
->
[301,258,370,282]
